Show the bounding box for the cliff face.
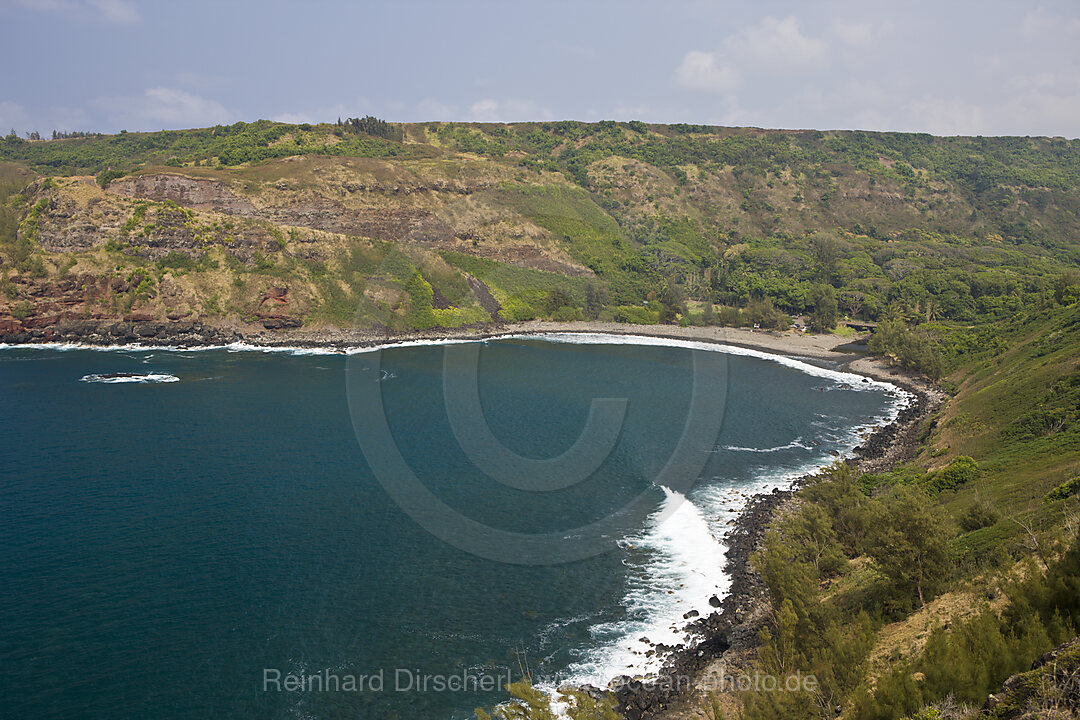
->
[108,172,459,243]
[0,155,599,341]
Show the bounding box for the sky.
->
[1,0,1079,137]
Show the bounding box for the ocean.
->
[0,334,904,719]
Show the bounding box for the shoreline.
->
[2,318,940,719]
[1,317,859,359]
[605,354,945,720]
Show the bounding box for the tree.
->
[866,486,955,609]
[745,296,786,329]
[838,290,866,319]
[868,319,943,379]
[812,234,841,285]
[803,464,874,555]
[783,503,849,576]
[584,283,607,319]
[340,115,404,141]
[658,281,685,324]
[1053,270,1080,305]
[701,300,716,326]
[807,284,838,332]
[542,287,573,316]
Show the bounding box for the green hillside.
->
[2,119,1079,341]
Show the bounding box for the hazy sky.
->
[2,0,1079,137]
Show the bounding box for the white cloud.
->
[5,0,139,24]
[727,16,829,73]
[0,99,92,134]
[674,51,741,93]
[613,103,652,119]
[832,21,873,46]
[995,71,1080,136]
[674,15,827,97]
[93,87,232,131]
[42,105,90,132]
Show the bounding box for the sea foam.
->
[556,486,728,687]
[79,373,180,384]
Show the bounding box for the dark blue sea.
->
[0,333,903,719]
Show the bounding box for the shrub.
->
[158,251,196,271]
[613,304,659,324]
[1047,475,1080,502]
[96,169,127,188]
[542,287,574,316]
[924,456,978,495]
[552,305,583,321]
[959,501,999,532]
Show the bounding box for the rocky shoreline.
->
[604,369,944,720]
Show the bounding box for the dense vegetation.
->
[1,119,425,173]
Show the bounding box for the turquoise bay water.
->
[0,336,901,719]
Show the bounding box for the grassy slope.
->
[932,304,1080,556]
[744,303,1080,720]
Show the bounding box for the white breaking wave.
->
[722,436,813,453]
[557,486,729,687]
[79,373,179,384]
